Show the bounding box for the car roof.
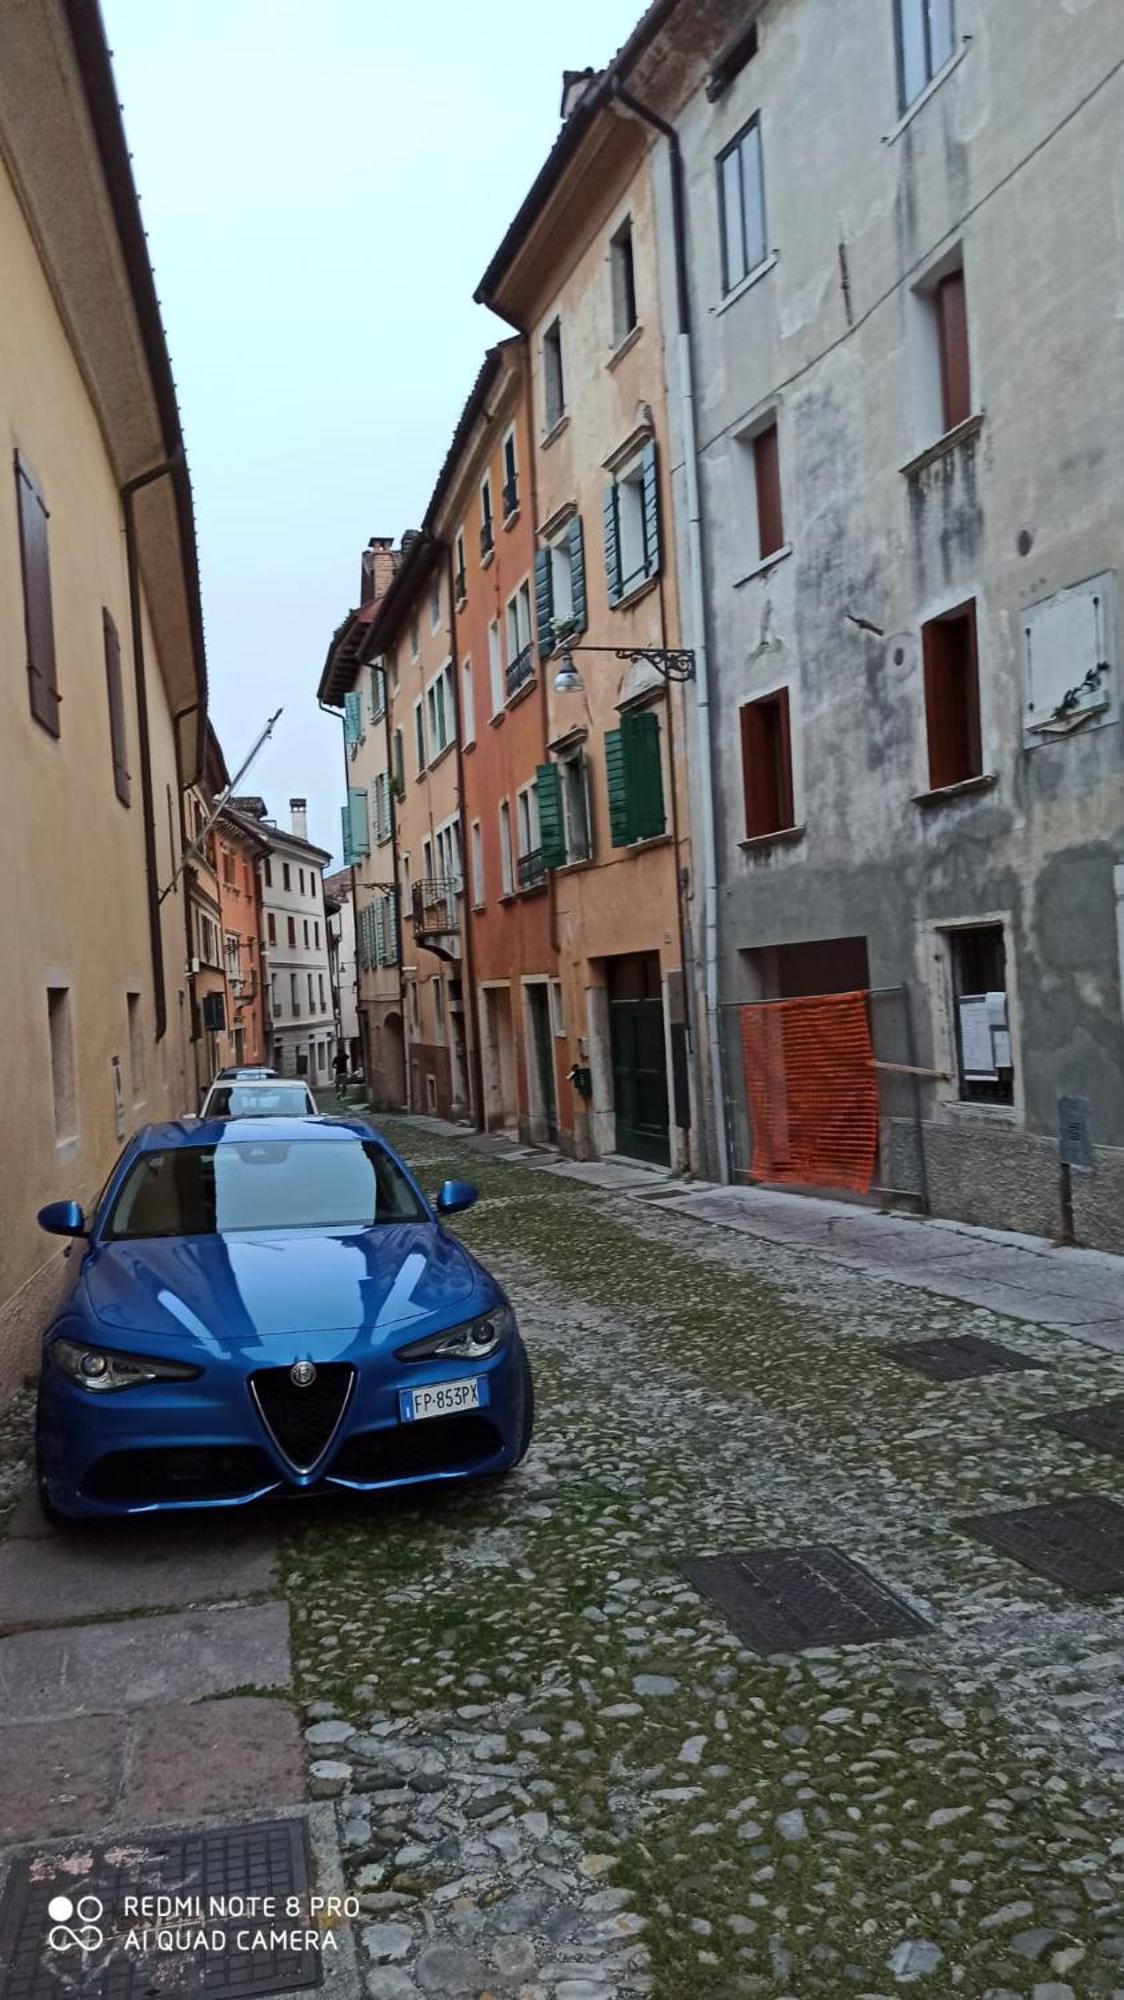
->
[206,1078,310,1092]
[132,1114,378,1151]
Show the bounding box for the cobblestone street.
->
[283,1118,1124,2000]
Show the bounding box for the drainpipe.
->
[444,538,486,1128]
[120,453,186,1044]
[382,695,411,1111]
[608,79,729,1182]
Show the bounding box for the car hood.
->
[83,1226,485,1355]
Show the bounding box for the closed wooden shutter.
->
[344,691,362,744]
[604,728,630,846]
[341,806,354,866]
[348,786,370,856]
[603,484,622,607]
[535,763,565,869]
[640,440,661,579]
[14,450,60,736]
[534,546,554,657]
[753,424,784,559]
[923,604,981,789]
[568,515,587,634]
[103,608,130,805]
[740,689,794,836]
[937,270,971,431]
[384,893,399,965]
[623,708,665,841]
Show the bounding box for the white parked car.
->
[200,1079,318,1120]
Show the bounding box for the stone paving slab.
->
[0,1517,277,1629]
[0,1601,290,1722]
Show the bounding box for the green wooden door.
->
[608,954,669,1166]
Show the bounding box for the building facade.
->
[323,868,360,1070]
[184,730,230,1103]
[0,0,206,1395]
[244,799,334,1083]
[216,803,270,1069]
[632,0,1124,1242]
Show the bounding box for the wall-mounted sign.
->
[1058,1094,1095,1172]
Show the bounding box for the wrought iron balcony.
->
[411,877,462,959]
[502,475,518,519]
[505,643,534,701]
[517,848,545,891]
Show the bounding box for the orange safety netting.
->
[740,989,879,1195]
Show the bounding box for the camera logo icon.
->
[47,1894,105,1953]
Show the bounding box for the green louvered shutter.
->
[604,728,630,847]
[603,483,622,607]
[534,547,554,658]
[568,514,587,634]
[384,892,399,965]
[340,805,354,867]
[373,899,386,966]
[640,439,660,579]
[348,786,370,857]
[344,690,362,744]
[623,708,665,840]
[536,763,565,869]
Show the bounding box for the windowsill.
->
[883,39,971,144]
[734,542,793,587]
[481,547,495,571]
[610,573,660,615]
[900,411,984,479]
[472,901,486,913]
[455,595,467,614]
[625,833,673,855]
[713,252,777,318]
[498,890,518,905]
[913,771,996,807]
[463,738,476,754]
[739,823,805,853]
[489,710,505,729]
[55,1135,79,1161]
[518,880,548,899]
[556,855,593,875]
[606,322,643,370]
[427,740,455,774]
[503,507,520,532]
[940,1097,1022,1128]
[541,413,570,451]
[505,677,537,711]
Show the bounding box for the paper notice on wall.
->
[992,1029,1013,1069]
[985,991,1008,1029]
[959,997,998,1077]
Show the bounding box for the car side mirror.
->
[37,1199,87,1238]
[434,1179,478,1216]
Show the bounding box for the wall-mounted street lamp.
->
[553,644,697,695]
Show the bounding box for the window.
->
[299,869,306,897]
[290,973,300,1015]
[222,849,236,886]
[912,254,971,442]
[537,749,592,869]
[103,609,130,805]
[504,584,534,698]
[935,266,970,431]
[454,530,467,604]
[605,709,666,847]
[263,858,272,888]
[610,217,638,346]
[502,429,519,519]
[393,727,405,793]
[401,852,411,918]
[369,661,387,720]
[718,117,767,294]
[283,863,291,892]
[15,451,60,736]
[47,986,76,1142]
[303,919,309,947]
[433,976,446,1045]
[435,818,461,890]
[740,688,795,838]
[535,517,587,655]
[267,912,276,945]
[430,577,441,632]
[735,419,785,566]
[372,771,393,844]
[499,801,514,895]
[271,974,279,1018]
[462,658,475,746]
[410,618,420,659]
[106,1137,425,1238]
[226,932,242,983]
[922,600,982,790]
[488,619,503,716]
[471,820,484,907]
[543,319,565,430]
[319,973,326,1012]
[314,920,320,947]
[307,972,315,1011]
[414,696,426,774]
[949,924,1013,1105]
[287,915,297,947]
[127,990,145,1101]
[516,784,543,889]
[605,442,660,605]
[549,980,565,1036]
[895,0,955,110]
[480,476,494,559]
[426,662,455,757]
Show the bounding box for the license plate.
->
[399,1376,485,1423]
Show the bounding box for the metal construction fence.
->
[717,984,929,1208]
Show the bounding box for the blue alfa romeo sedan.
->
[34,1116,533,1524]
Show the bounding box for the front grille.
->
[331,1413,502,1484]
[252,1364,355,1471]
[84,1446,276,1504]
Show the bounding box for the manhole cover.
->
[1038,1398,1124,1461]
[0,1819,325,2000]
[681,1544,931,1652]
[885,1334,1048,1381]
[957,1495,1124,1595]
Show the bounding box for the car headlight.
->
[395,1303,514,1363]
[50,1336,201,1394]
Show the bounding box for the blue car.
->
[34,1116,533,1525]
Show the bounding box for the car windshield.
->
[207,1084,312,1117]
[104,1139,426,1238]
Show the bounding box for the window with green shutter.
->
[383,893,399,965]
[535,547,554,658]
[535,763,565,869]
[344,690,362,745]
[340,805,354,868]
[603,484,623,608]
[348,786,370,857]
[373,900,386,966]
[604,710,665,846]
[604,727,630,846]
[568,515,587,635]
[604,441,661,608]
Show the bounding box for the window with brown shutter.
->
[14,450,60,737]
[740,687,795,838]
[753,422,784,559]
[922,601,982,789]
[936,268,971,431]
[103,608,130,805]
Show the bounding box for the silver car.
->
[199,1079,318,1119]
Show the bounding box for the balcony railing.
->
[502,475,518,519]
[480,519,494,560]
[517,848,545,891]
[412,877,459,932]
[505,643,534,700]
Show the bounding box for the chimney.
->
[290,798,308,842]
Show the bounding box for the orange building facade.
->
[215,805,270,1068]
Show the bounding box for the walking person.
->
[332,1048,348,1100]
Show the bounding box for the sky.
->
[102,0,642,863]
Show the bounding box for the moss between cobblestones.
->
[0,1385,34,1538]
[283,1121,1124,1998]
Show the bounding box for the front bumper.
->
[36,1335,527,1520]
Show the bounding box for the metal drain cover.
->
[1038,1398,1124,1461]
[0,1818,324,2000]
[957,1495,1124,1596]
[681,1544,931,1652]
[885,1334,1048,1381]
